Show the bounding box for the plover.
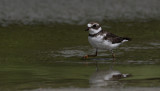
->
[84,22,131,59]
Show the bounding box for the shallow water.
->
[0,21,160,90]
[27,88,160,91]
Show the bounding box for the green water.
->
[0,21,160,90]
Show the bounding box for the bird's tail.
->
[123,37,132,41]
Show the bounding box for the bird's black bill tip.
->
[85,27,89,31]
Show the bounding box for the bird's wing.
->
[103,32,124,44]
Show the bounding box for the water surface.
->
[0,21,160,90]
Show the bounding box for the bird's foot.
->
[83,55,89,59]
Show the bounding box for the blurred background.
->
[0,0,160,91]
[0,0,160,26]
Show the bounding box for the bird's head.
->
[85,22,102,34]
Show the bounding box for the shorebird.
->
[84,22,131,60]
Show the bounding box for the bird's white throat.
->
[89,27,102,35]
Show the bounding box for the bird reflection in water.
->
[89,61,131,87]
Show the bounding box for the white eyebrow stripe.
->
[87,24,92,27]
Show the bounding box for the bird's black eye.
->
[92,24,96,28]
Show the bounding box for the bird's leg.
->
[111,50,116,61]
[83,48,98,59]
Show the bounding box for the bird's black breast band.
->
[88,30,103,37]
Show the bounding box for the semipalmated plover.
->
[84,22,131,59]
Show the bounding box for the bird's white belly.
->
[88,36,120,50]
